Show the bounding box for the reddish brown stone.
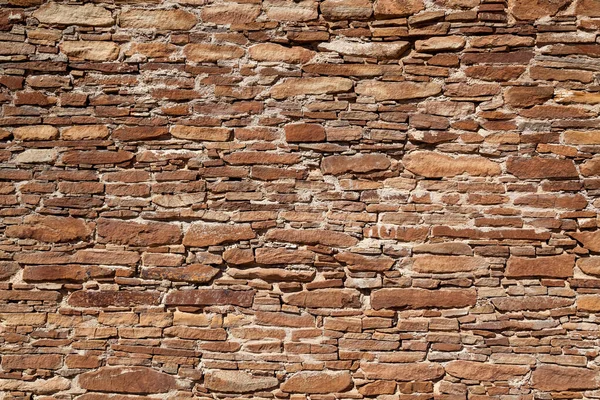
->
[183,223,255,247]
[62,150,134,165]
[281,371,353,393]
[23,265,114,282]
[403,151,501,178]
[141,264,219,283]
[334,252,395,272]
[165,289,255,307]
[532,365,600,391]
[321,154,391,175]
[79,366,178,393]
[68,291,161,308]
[445,361,530,381]
[569,230,600,252]
[2,354,62,370]
[412,255,488,273]
[506,157,578,179]
[284,123,326,142]
[505,254,575,278]
[361,362,445,380]
[371,288,477,309]
[97,218,182,246]
[255,248,315,264]
[266,228,358,247]
[5,215,91,243]
[283,289,361,308]
[504,86,554,107]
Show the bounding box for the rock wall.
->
[1,0,600,398]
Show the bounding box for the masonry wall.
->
[1,0,600,398]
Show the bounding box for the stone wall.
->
[1,0,600,398]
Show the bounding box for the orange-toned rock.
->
[412,255,488,273]
[284,123,326,142]
[321,0,373,20]
[283,289,361,308]
[68,291,161,307]
[504,86,553,107]
[140,264,219,283]
[60,41,119,61]
[355,81,441,101]
[79,366,178,393]
[97,218,182,246]
[165,289,254,307]
[201,3,261,24]
[403,151,501,177]
[532,365,600,391]
[569,231,600,252]
[61,125,109,140]
[374,0,424,17]
[204,370,278,393]
[249,43,316,64]
[228,267,316,282]
[183,223,255,247]
[509,0,570,20]
[266,228,358,247]
[184,44,244,62]
[2,354,62,370]
[255,248,315,264]
[371,288,476,309]
[321,154,391,175]
[334,252,395,272]
[270,77,353,99]
[576,295,600,312]
[171,126,231,141]
[361,362,444,380]
[120,9,197,30]
[506,157,578,179]
[505,254,575,278]
[577,257,600,276]
[492,296,574,311]
[445,361,529,381]
[281,371,353,393]
[62,150,133,165]
[6,215,91,243]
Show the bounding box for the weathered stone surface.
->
[506,157,578,179]
[2,354,62,370]
[6,215,91,243]
[509,0,570,20]
[68,291,161,307]
[504,86,554,107]
[62,125,109,140]
[255,248,315,264]
[403,151,501,177]
[165,289,254,307]
[79,366,178,393]
[446,361,530,381]
[183,223,255,247]
[281,371,353,393]
[412,255,488,273]
[532,365,600,391]
[250,43,316,64]
[141,264,219,283]
[97,218,182,246]
[0,376,70,394]
[13,149,57,164]
[184,44,244,62]
[374,0,424,17]
[204,370,279,393]
[62,150,134,165]
[334,252,395,272]
[505,254,575,278]
[33,2,113,26]
[270,77,353,99]
[371,288,477,309]
[492,296,574,311]
[361,362,445,380]
[266,228,358,247]
[321,0,373,20]
[171,125,231,141]
[577,295,600,312]
[569,231,600,252]
[577,257,600,276]
[13,125,57,141]
[285,123,326,142]
[228,267,315,282]
[0,261,19,280]
[321,154,391,175]
[416,36,466,52]
[319,40,409,59]
[23,265,113,282]
[202,3,261,24]
[355,81,442,101]
[283,289,361,308]
[120,10,196,30]
[60,41,119,61]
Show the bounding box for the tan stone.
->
[228,267,316,282]
[403,151,501,178]
[204,370,278,393]
[532,365,600,391]
[120,9,197,30]
[61,125,109,140]
[183,223,255,247]
[79,366,178,393]
[374,0,424,17]
[12,149,57,164]
[334,252,395,272]
[371,288,476,309]
[361,362,444,380]
[264,0,318,21]
[13,125,58,141]
[577,295,600,312]
[415,36,466,52]
[249,43,316,64]
[445,361,530,381]
[581,158,600,177]
[171,126,231,141]
[492,296,574,311]
[6,215,91,243]
[282,371,353,393]
[0,376,70,394]
[356,81,442,101]
[318,40,410,59]
[283,289,361,308]
[184,43,244,62]
[505,254,575,278]
[555,90,600,104]
[412,255,488,273]
[321,0,373,20]
[509,0,570,20]
[321,154,391,175]
[270,77,353,99]
[266,228,358,247]
[564,130,600,144]
[33,2,113,26]
[201,3,261,24]
[577,257,600,276]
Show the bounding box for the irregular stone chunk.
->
[171,126,230,141]
[355,81,442,101]
[371,288,476,309]
[33,2,113,26]
[413,242,473,256]
[68,291,161,307]
[283,289,361,308]
[505,254,575,278]
[120,9,197,30]
[577,0,600,16]
[318,40,409,59]
[506,157,578,179]
[62,125,109,140]
[204,370,279,393]
[0,376,70,394]
[228,267,316,282]
[23,265,113,282]
[97,218,182,246]
[264,0,318,21]
[582,158,600,177]
[165,289,254,307]
[0,262,19,280]
[321,0,373,20]
[504,86,554,107]
[509,0,570,20]
[13,125,58,141]
[72,250,140,265]
[374,0,424,17]
[2,354,62,370]
[183,223,255,247]
[141,264,219,283]
[62,150,133,165]
[445,361,530,381]
[223,247,254,265]
[577,257,600,276]
[202,3,261,24]
[415,36,466,52]
[266,228,358,247]
[184,44,244,62]
[532,365,600,391]
[577,295,600,312]
[492,296,574,311]
[563,130,600,145]
[282,371,353,393]
[412,255,488,273]
[321,154,391,175]
[285,123,326,142]
[6,215,91,243]
[403,151,501,178]
[334,252,395,272]
[361,362,445,380]
[13,149,58,164]
[255,248,315,264]
[60,41,119,61]
[249,43,316,64]
[79,366,178,393]
[270,77,353,99]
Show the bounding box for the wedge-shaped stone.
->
[282,371,353,393]
[79,366,177,393]
[321,154,391,175]
[492,296,574,311]
[361,362,444,380]
[33,2,113,26]
[120,9,197,30]
[532,365,600,391]
[356,81,442,101]
[204,370,279,393]
[266,228,358,247]
[318,40,409,59]
[171,126,230,141]
[412,255,488,273]
[569,231,600,252]
[445,361,529,381]
[505,254,575,278]
[371,288,476,309]
[509,0,570,21]
[97,218,182,246]
[403,151,501,178]
[165,289,255,307]
[6,215,91,243]
[183,223,255,247]
[184,44,244,62]
[283,289,361,308]
[249,43,315,64]
[577,257,600,276]
[271,77,353,99]
[60,41,119,61]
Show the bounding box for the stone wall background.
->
[1,0,600,397]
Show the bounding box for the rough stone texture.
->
[1,0,599,398]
